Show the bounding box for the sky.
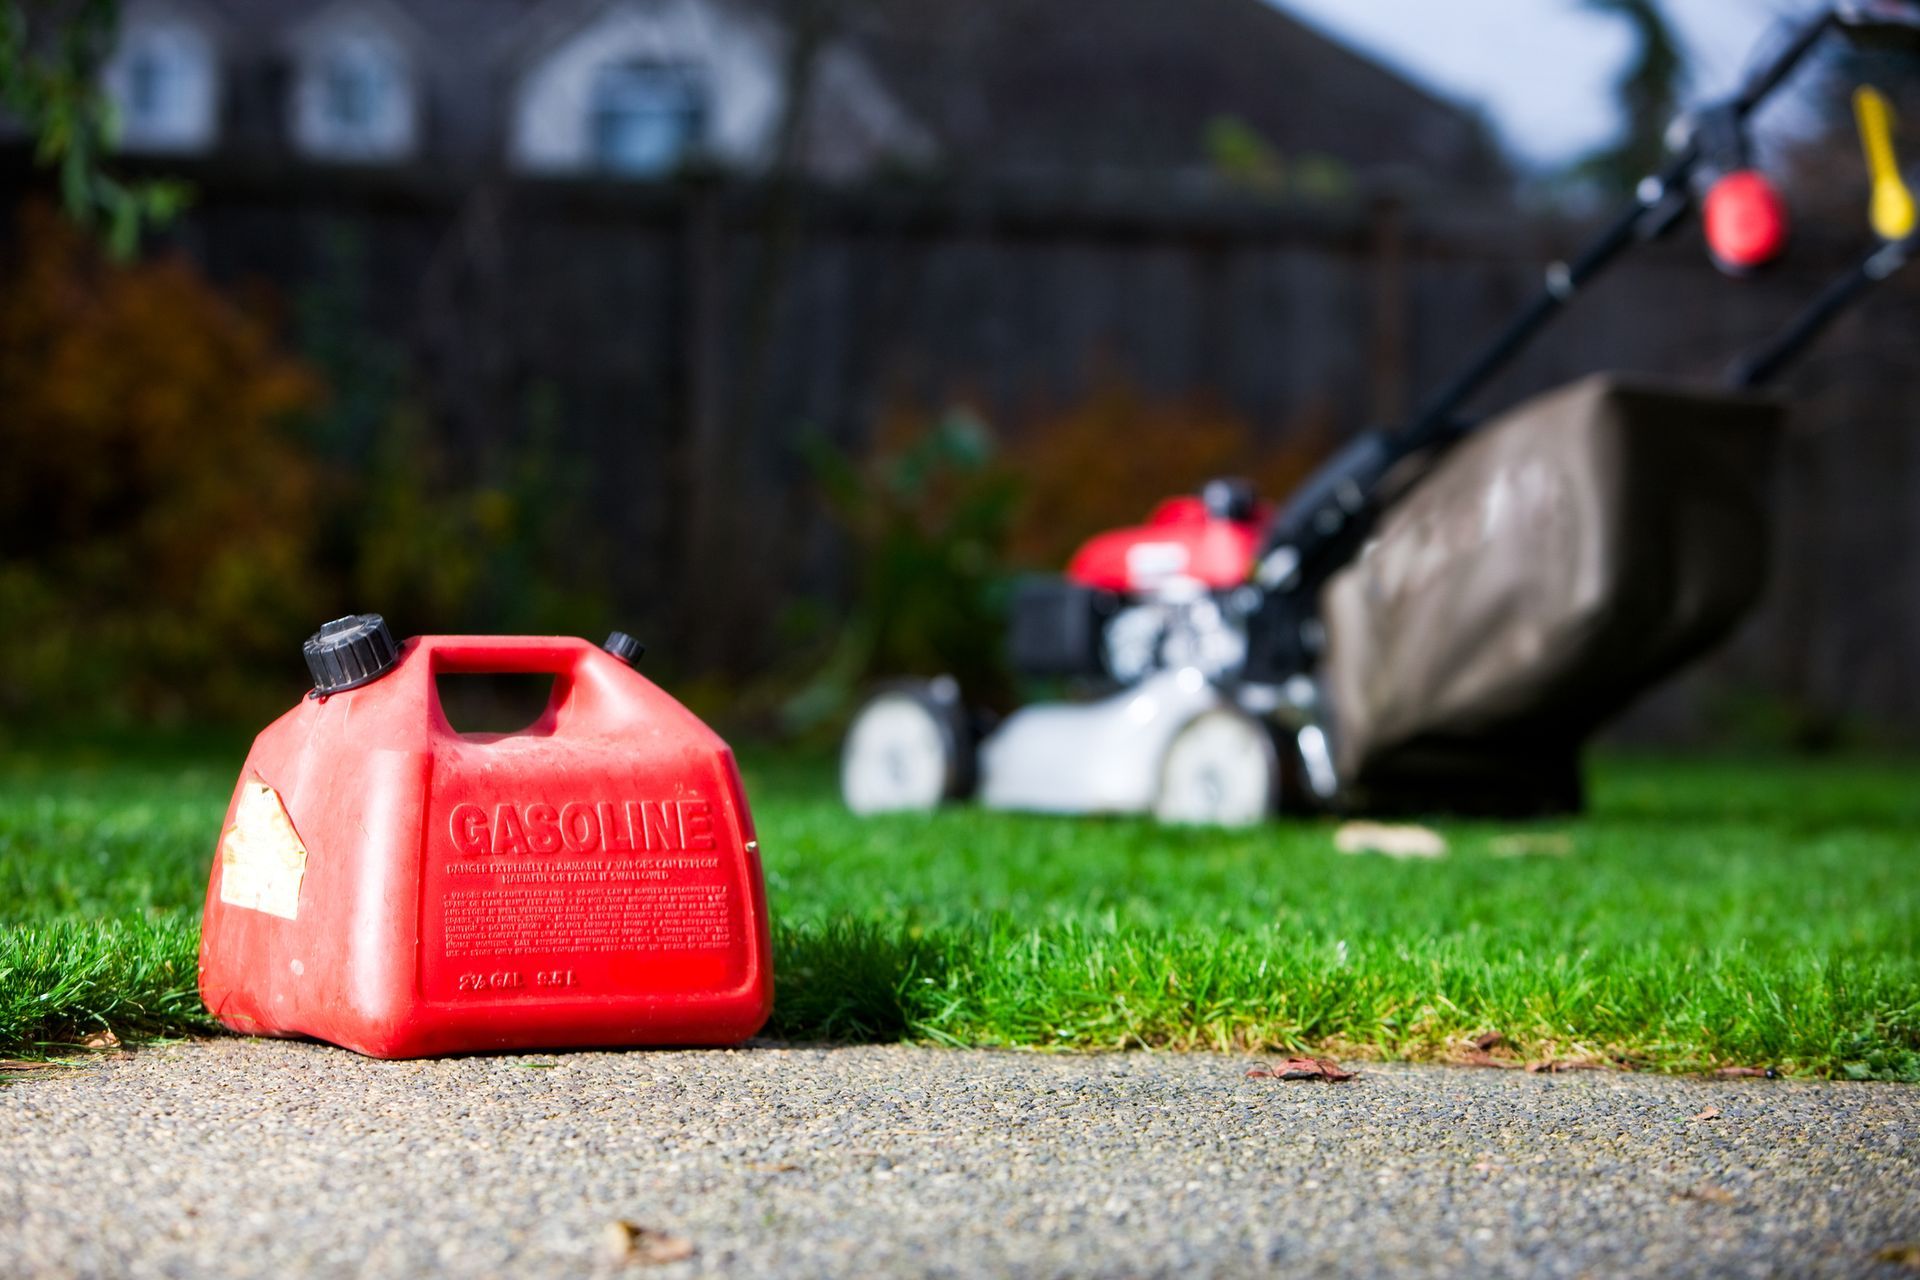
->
[1276,0,1813,168]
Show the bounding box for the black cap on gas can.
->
[304,614,400,695]
[603,631,646,666]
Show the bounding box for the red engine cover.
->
[198,635,772,1059]
[1066,496,1263,592]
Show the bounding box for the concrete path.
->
[2,1040,1916,1279]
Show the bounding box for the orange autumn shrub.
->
[1005,379,1338,568]
[0,203,325,724]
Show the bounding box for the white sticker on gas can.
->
[218,779,308,920]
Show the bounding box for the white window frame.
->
[587,57,709,176]
[101,15,220,154]
[290,26,418,163]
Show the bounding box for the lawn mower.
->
[841,2,1920,825]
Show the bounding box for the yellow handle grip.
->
[1855,85,1917,241]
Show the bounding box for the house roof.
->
[195,0,531,65]
[838,0,1504,189]
[147,0,1505,188]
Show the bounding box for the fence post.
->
[1369,193,1409,424]
[679,181,732,654]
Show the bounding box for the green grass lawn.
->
[2,743,1917,1078]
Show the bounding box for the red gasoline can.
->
[198,616,773,1058]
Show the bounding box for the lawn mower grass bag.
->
[1319,374,1782,815]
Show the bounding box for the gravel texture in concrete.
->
[2,1039,1917,1278]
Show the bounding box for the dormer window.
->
[323,51,379,133]
[508,4,779,176]
[291,28,416,161]
[102,16,219,153]
[588,59,707,176]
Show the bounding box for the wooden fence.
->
[10,159,1920,740]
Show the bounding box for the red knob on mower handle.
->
[1704,170,1790,274]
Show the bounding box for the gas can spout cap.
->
[603,630,646,666]
[304,614,400,697]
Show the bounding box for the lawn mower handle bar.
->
[1727,231,1917,388]
[1391,9,1838,460]
[1241,6,1904,685]
[1254,7,1870,589]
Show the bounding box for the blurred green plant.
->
[783,409,1021,732]
[0,0,190,257]
[1204,117,1352,200]
[1204,116,1285,191]
[1291,152,1354,201]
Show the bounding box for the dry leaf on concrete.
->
[601,1221,695,1266]
[1453,1030,1526,1069]
[1247,1056,1356,1082]
[1459,1050,1524,1070]
[1874,1243,1920,1271]
[1524,1058,1610,1074]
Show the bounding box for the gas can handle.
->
[423,635,597,674]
